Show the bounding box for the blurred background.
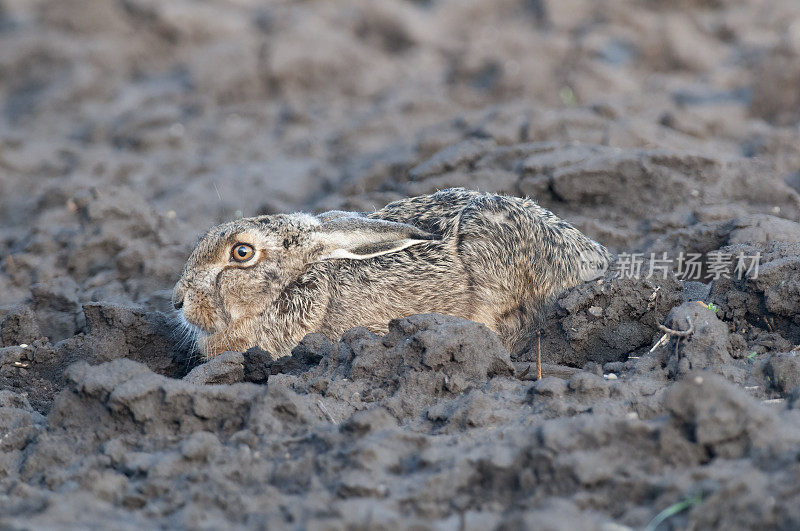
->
[1,0,799,329]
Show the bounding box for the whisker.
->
[166,310,205,371]
[211,178,222,202]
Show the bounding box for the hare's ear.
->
[314,215,440,261]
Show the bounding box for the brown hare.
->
[173,188,609,360]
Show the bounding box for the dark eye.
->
[231,243,255,262]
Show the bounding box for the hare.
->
[173,188,609,360]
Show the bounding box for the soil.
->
[2,0,800,528]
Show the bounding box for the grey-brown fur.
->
[173,188,610,360]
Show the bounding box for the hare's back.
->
[368,188,483,235]
[371,188,572,251]
[454,191,608,299]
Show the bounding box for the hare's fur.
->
[173,188,609,359]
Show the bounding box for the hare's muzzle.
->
[172,283,186,310]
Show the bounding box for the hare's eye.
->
[231,243,255,262]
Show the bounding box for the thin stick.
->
[537,330,542,380]
[649,333,670,353]
[763,398,784,404]
[657,317,694,338]
[317,400,338,425]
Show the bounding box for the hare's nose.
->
[172,284,185,310]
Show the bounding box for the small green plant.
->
[747,351,758,361]
[696,301,718,314]
[559,86,577,106]
[645,492,703,531]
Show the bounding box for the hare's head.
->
[173,211,439,356]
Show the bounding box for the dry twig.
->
[649,334,670,353]
[317,400,338,425]
[537,330,542,380]
[658,317,694,338]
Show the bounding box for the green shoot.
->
[559,86,577,106]
[645,492,703,531]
